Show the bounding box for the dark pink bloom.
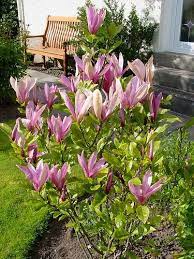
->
[10,76,36,104]
[121,76,149,109]
[60,75,80,93]
[47,114,72,143]
[17,160,49,191]
[11,118,25,148]
[103,65,115,93]
[78,151,107,178]
[49,163,68,192]
[128,170,163,204]
[86,5,106,34]
[27,143,44,163]
[44,83,58,109]
[105,171,113,194]
[21,101,46,132]
[60,89,93,123]
[149,92,162,121]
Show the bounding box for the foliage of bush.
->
[0,0,26,105]
[76,0,158,63]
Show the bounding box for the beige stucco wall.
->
[22,0,161,35]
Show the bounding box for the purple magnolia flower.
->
[128,170,163,204]
[47,114,72,143]
[128,56,154,84]
[110,53,129,77]
[105,171,113,194]
[11,118,25,148]
[78,151,107,178]
[86,5,106,34]
[49,163,68,192]
[17,160,49,191]
[60,89,93,123]
[121,76,149,109]
[60,75,80,93]
[10,76,36,104]
[44,83,58,109]
[93,79,122,121]
[21,101,46,132]
[149,92,162,121]
[27,143,44,163]
[74,55,108,83]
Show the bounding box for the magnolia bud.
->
[93,89,103,120]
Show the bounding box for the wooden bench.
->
[27,16,80,74]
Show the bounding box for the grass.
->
[0,121,48,259]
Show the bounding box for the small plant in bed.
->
[7,4,194,258]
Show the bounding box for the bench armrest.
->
[27,35,44,38]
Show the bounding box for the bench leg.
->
[63,49,68,76]
[42,56,46,69]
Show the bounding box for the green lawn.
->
[0,121,48,259]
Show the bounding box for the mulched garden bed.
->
[28,219,182,259]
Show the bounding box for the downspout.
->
[16,0,26,31]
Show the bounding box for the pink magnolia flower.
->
[74,55,108,83]
[17,160,49,191]
[121,76,149,109]
[60,75,80,93]
[86,5,106,34]
[21,101,46,132]
[60,89,93,123]
[47,114,72,143]
[78,151,107,178]
[128,170,163,204]
[27,143,45,163]
[10,76,36,104]
[105,171,113,194]
[149,92,162,121]
[128,56,154,84]
[44,83,58,109]
[11,118,25,148]
[49,163,68,192]
[93,79,122,121]
[110,53,129,77]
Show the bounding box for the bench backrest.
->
[44,16,80,52]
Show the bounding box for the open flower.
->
[93,79,122,121]
[149,92,162,122]
[74,55,108,83]
[60,89,93,123]
[44,83,58,109]
[49,163,68,192]
[17,160,49,191]
[47,114,72,143]
[128,56,154,84]
[27,143,45,163]
[86,5,106,34]
[21,101,46,132]
[78,151,107,178]
[110,53,129,77]
[60,75,80,93]
[10,76,36,104]
[128,170,163,204]
[121,76,149,109]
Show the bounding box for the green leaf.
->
[107,23,122,39]
[0,123,12,137]
[184,117,194,129]
[97,137,106,152]
[108,40,122,53]
[115,213,126,228]
[136,205,150,224]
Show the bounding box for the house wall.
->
[22,0,161,35]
